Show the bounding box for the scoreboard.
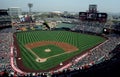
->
[79,12,108,22]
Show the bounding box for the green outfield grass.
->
[16,31,106,70]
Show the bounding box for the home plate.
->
[36,58,47,63]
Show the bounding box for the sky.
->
[0,0,120,13]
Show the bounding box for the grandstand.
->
[0,4,120,77]
[0,9,11,29]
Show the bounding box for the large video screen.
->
[79,12,107,22]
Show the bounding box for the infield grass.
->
[32,45,65,58]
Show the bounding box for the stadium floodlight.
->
[28,3,33,15]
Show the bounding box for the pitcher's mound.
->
[36,58,47,63]
[45,48,51,52]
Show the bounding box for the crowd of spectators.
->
[0,28,14,76]
[71,21,105,34]
[0,23,120,77]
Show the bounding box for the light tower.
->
[28,3,33,15]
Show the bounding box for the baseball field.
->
[15,31,106,71]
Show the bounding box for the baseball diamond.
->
[14,30,106,72]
